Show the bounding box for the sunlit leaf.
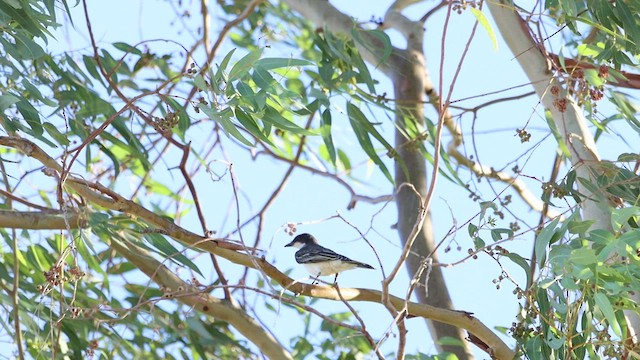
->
[535,217,560,268]
[254,57,312,70]
[470,8,498,50]
[594,292,622,337]
[228,49,264,81]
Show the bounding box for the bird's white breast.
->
[303,261,358,276]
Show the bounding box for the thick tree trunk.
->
[281,1,473,357]
[392,49,474,358]
[487,0,640,344]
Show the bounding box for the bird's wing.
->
[295,245,354,264]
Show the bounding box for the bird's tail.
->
[350,260,374,269]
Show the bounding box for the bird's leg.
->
[333,273,339,285]
[312,273,321,285]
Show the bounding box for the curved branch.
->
[279,1,473,357]
[422,55,560,219]
[108,236,293,360]
[0,210,85,229]
[486,0,639,344]
[0,135,515,360]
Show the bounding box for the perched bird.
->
[285,233,375,284]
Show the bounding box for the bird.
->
[284,233,375,284]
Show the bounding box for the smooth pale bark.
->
[487,0,639,343]
[109,238,294,360]
[281,0,473,357]
[0,210,84,229]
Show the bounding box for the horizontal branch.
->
[108,235,293,360]
[548,53,640,90]
[0,136,515,360]
[0,209,86,229]
[423,76,561,219]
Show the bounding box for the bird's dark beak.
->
[284,241,294,247]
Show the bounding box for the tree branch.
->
[0,210,85,230]
[108,235,293,360]
[0,136,515,360]
[0,135,515,359]
[486,0,639,344]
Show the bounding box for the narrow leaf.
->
[254,57,312,70]
[594,292,622,337]
[320,109,336,164]
[228,49,264,81]
[535,217,560,268]
[470,8,498,50]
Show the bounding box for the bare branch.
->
[0,135,515,359]
[0,210,85,230]
[109,236,293,360]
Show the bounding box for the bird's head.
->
[284,233,318,249]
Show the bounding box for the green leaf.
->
[16,98,42,136]
[199,105,254,147]
[193,74,208,91]
[337,148,351,171]
[320,109,336,165]
[213,48,236,90]
[110,116,151,170]
[611,206,640,232]
[42,122,69,146]
[545,332,565,350]
[21,78,53,105]
[64,53,91,83]
[594,292,622,337]
[76,233,107,279]
[535,217,560,268]
[347,103,393,183]
[96,142,121,178]
[228,49,264,81]
[82,55,104,84]
[568,220,595,235]
[146,233,202,276]
[544,111,571,157]
[468,223,478,238]
[350,28,392,67]
[536,287,551,322]
[570,248,597,266]
[470,8,498,50]
[113,41,142,56]
[235,108,272,145]
[0,94,20,112]
[503,252,531,287]
[263,106,315,135]
[347,103,394,153]
[292,336,314,358]
[254,57,312,70]
[490,228,513,241]
[473,236,485,249]
[13,31,46,59]
[614,0,640,48]
[0,2,47,39]
[236,81,256,109]
[251,67,276,91]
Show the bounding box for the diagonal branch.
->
[486,0,639,346]
[108,235,293,360]
[280,1,473,357]
[0,135,515,359]
[0,210,85,230]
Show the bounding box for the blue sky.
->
[4,0,638,358]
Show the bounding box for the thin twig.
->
[0,135,517,359]
[334,283,384,360]
[420,0,448,22]
[1,157,24,360]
